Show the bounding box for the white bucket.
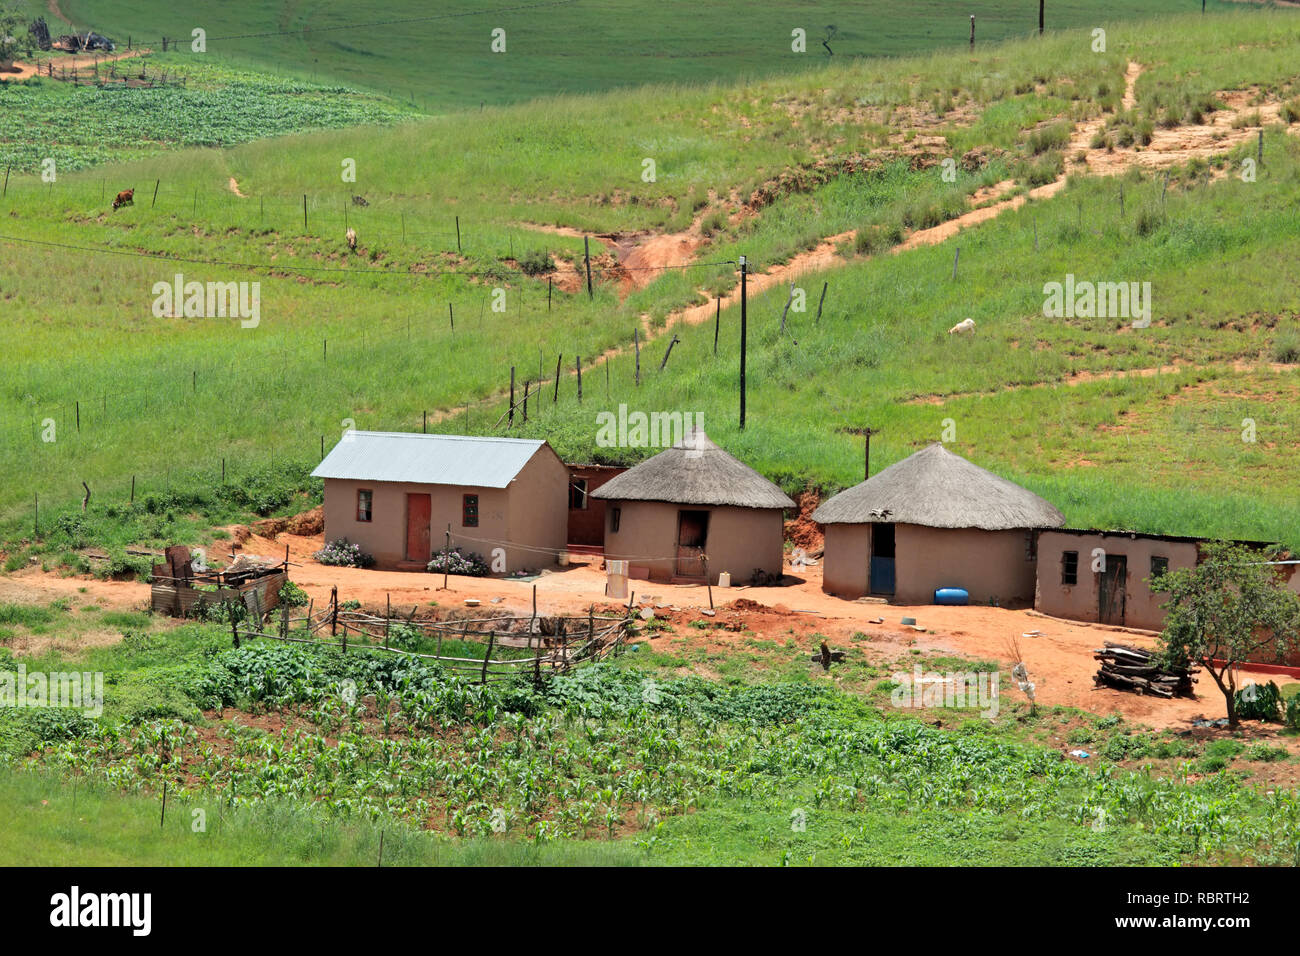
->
[717,571,731,588]
[558,553,570,567]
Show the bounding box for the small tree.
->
[1158,541,1300,727]
[0,6,22,70]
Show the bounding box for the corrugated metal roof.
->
[311,432,548,488]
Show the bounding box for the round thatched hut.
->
[812,443,1065,604]
[591,427,795,585]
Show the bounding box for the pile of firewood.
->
[1093,642,1197,698]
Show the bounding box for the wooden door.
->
[675,510,709,578]
[405,493,432,562]
[1099,555,1127,626]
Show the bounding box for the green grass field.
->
[38,0,1225,108]
[1,9,1299,557]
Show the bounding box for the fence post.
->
[330,586,338,636]
[480,631,495,684]
[584,236,593,298]
[442,525,451,590]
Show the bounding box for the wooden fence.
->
[228,586,632,684]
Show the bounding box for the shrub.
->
[1027,121,1070,155]
[1272,332,1300,364]
[517,248,554,276]
[1282,99,1300,125]
[278,581,310,608]
[700,210,727,237]
[1134,206,1164,237]
[1205,739,1244,760]
[1244,744,1289,763]
[854,227,877,255]
[95,549,154,581]
[386,622,423,650]
[427,548,490,577]
[314,539,372,568]
[1235,681,1282,722]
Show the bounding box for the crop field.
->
[5,605,1300,866]
[0,54,416,171]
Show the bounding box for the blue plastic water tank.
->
[934,587,969,606]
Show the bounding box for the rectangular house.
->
[1034,529,1201,631]
[566,463,627,550]
[313,432,569,573]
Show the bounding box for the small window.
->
[1061,550,1078,586]
[356,489,373,522]
[1025,530,1038,562]
[1150,555,1169,582]
[570,478,589,510]
[610,506,621,534]
[462,494,479,528]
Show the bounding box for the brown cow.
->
[112,188,134,211]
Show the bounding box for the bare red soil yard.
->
[4,525,1287,734]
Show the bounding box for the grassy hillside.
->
[1,10,1299,554]
[43,0,1218,108]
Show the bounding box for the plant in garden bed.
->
[426,548,490,577]
[278,581,310,608]
[315,539,373,568]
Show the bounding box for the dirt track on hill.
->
[467,60,1299,418]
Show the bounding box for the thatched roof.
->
[811,443,1065,530]
[590,427,795,510]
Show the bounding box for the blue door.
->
[870,558,895,595]
[870,523,896,595]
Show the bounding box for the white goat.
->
[345,227,357,252]
[948,317,976,335]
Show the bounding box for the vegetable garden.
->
[8,626,1300,863]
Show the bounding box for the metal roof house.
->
[812,443,1065,604]
[591,427,795,585]
[312,432,569,572]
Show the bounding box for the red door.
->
[405,494,432,562]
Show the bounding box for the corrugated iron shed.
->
[312,432,547,488]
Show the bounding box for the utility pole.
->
[738,255,748,430]
[864,427,877,480]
